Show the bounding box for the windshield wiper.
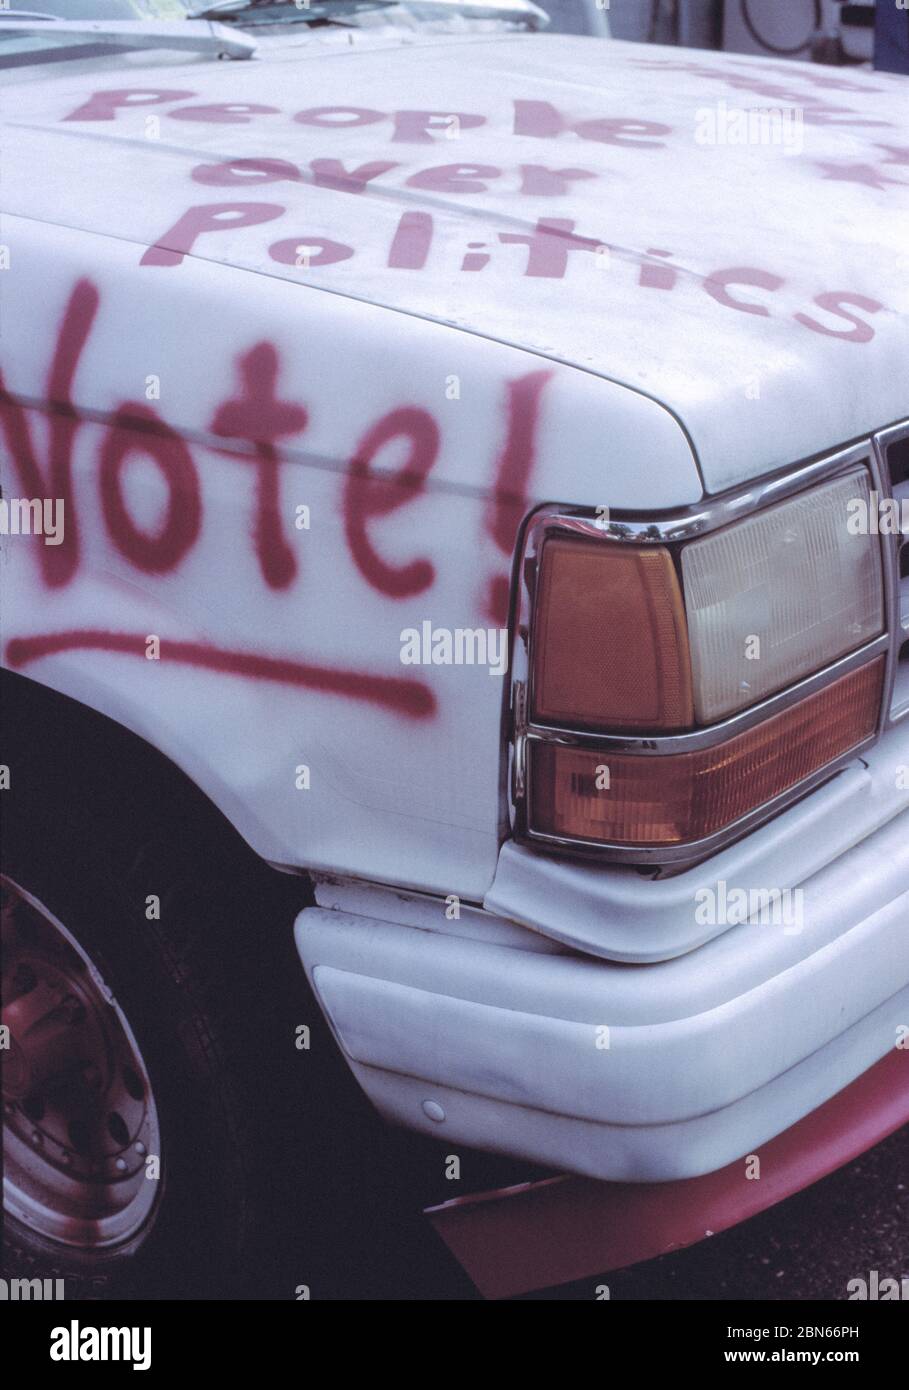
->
[190,0,397,21]
[0,16,257,60]
[193,0,547,28]
[405,0,548,28]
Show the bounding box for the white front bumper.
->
[295,728,909,1183]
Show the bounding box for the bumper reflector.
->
[530,656,884,847]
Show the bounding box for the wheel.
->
[1,675,482,1300]
[1,684,311,1299]
[3,874,162,1262]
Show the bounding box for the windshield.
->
[1,0,542,24]
[0,0,389,27]
[1,2,193,15]
[1,3,192,16]
[0,0,546,68]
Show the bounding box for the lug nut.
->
[61,994,86,1026]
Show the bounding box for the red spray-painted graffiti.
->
[486,370,552,624]
[1,280,550,709]
[135,190,896,315]
[130,187,889,338]
[344,407,439,599]
[191,155,600,199]
[62,91,676,147]
[4,631,435,719]
[56,90,903,297]
[209,341,308,590]
[0,278,98,588]
[100,404,202,572]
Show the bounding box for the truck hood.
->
[4,31,909,491]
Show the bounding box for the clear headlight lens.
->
[681,468,884,723]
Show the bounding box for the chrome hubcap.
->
[2,875,162,1248]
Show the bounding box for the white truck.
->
[1,0,908,1299]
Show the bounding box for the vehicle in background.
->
[538,0,878,66]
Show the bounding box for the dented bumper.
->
[294,733,909,1185]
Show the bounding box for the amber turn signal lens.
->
[531,537,694,733]
[529,657,884,847]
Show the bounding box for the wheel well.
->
[1,667,309,899]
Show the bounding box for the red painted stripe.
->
[427,1048,909,1298]
[5,629,435,719]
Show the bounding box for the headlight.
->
[681,468,883,723]
[521,462,887,856]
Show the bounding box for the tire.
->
[1,679,312,1300]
